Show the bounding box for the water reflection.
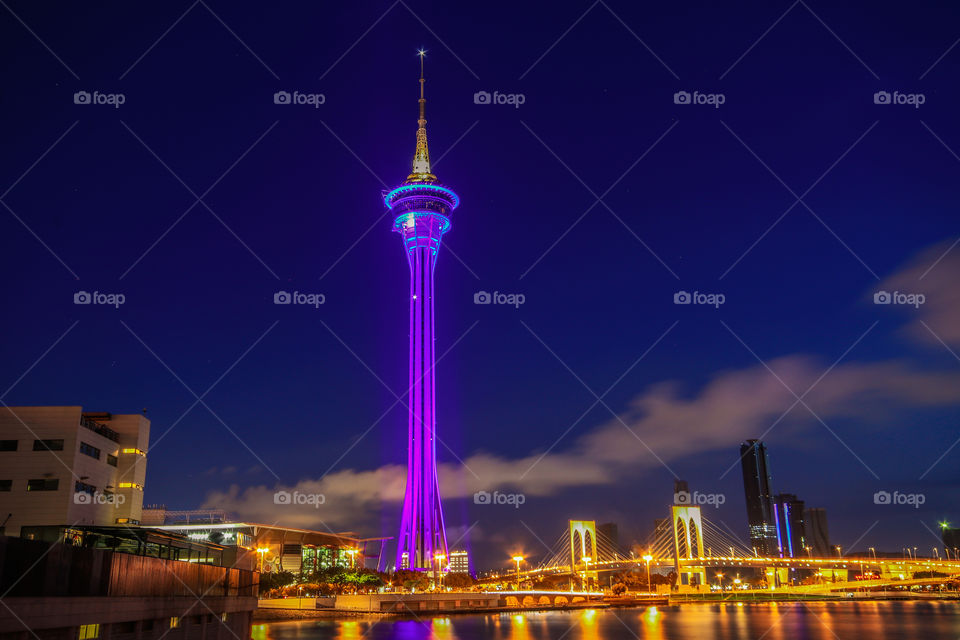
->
[258,601,960,640]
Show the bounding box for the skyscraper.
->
[806,507,830,557]
[390,52,459,571]
[773,493,806,558]
[739,439,777,555]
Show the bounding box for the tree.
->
[611,583,627,596]
[444,572,474,590]
[259,570,295,596]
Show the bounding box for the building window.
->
[107,454,118,467]
[0,480,11,491]
[121,448,146,456]
[169,617,180,629]
[79,624,99,640]
[118,482,143,490]
[79,442,101,460]
[220,613,228,622]
[33,439,64,451]
[115,518,140,525]
[26,479,59,491]
[75,481,96,495]
[0,440,17,451]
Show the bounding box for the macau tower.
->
[386,51,459,571]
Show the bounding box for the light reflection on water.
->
[258,602,960,640]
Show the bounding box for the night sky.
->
[2,1,959,570]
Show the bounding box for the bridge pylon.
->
[672,505,707,587]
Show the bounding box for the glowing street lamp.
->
[715,572,724,589]
[642,554,653,593]
[256,547,270,572]
[512,556,524,588]
[435,553,446,588]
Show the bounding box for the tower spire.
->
[408,49,436,183]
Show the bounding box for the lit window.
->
[79,624,99,640]
[170,617,180,629]
[118,482,143,490]
[121,448,146,456]
[220,613,228,622]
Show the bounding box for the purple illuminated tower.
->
[386,52,459,571]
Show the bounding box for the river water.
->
[254,602,960,640]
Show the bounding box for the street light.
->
[512,555,524,589]
[435,553,446,589]
[715,572,724,590]
[835,545,843,558]
[256,547,270,572]
[642,554,653,593]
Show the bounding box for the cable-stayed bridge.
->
[496,508,960,591]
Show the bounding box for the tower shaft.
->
[388,53,459,572]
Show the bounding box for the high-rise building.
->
[0,406,149,536]
[806,507,830,557]
[391,52,460,571]
[773,493,806,558]
[448,549,470,574]
[598,522,619,549]
[739,439,777,555]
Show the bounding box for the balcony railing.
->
[80,415,119,442]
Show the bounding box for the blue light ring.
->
[385,183,460,210]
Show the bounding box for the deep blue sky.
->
[2,1,959,570]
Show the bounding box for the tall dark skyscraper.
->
[806,507,831,557]
[773,493,806,558]
[739,439,777,556]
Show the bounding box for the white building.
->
[449,549,470,574]
[0,406,149,536]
